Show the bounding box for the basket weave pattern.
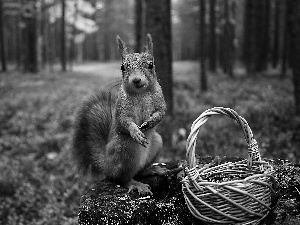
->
[182,107,276,224]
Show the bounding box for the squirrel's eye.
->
[121,64,126,72]
[148,62,153,69]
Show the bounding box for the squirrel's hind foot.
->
[126,179,153,196]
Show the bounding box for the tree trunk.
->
[199,0,207,91]
[243,0,256,74]
[209,0,216,72]
[69,0,79,70]
[40,0,46,69]
[103,0,111,61]
[44,6,51,70]
[134,0,146,53]
[259,0,270,71]
[222,0,235,78]
[272,0,280,69]
[144,0,173,116]
[281,0,289,78]
[16,0,22,70]
[286,0,300,142]
[48,20,54,71]
[54,20,59,64]
[287,0,300,115]
[243,0,269,74]
[23,0,38,73]
[255,0,270,72]
[0,0,7,72]
[61,0,66,71]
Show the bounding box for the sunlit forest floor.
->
[0,61,298,224]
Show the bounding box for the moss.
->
[79,158,300,225]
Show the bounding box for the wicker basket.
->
[181,107,277,224]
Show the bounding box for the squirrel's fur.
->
[72,34,167,194]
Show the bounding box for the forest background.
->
[0,0,300,224]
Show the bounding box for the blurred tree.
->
[23,0,38,73]
[287,0,300,116]
[0,0,6,71]
[172,0,199,61]
[69,0,79,70]
[286,0,300,145]
[103,0,111,61]
[40,0,46,69]
[243,0,271,74]
[43,0,56,71]
[61,0,66,71]
[221,0,235,77]
[272,0,280,69]
[243,0,252,73]
[199,0,207,91]
[260,0,270,71]
[134,0,145,53]
[281,0,289,78]
[16,1,22,70]
[95,0,132,61]
[39,0,55,70]
[255,0,270,72]
[144,0,173,115]
[209,0,216,72]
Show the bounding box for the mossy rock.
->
[79,157,300,225]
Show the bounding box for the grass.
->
[0,61,298,224]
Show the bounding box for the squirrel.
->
[72,34,167,195]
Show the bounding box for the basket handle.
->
[186,107,261,169]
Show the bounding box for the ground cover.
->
[0,61,297,224]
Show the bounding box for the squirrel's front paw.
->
[130,128,148,147]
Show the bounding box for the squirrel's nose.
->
[132,78,141,84]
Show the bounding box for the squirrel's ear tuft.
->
[116,35,128,61]
[145,33,154,57]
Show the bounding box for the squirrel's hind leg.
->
[138,132,169,177]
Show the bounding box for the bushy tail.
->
[72,87,118,175]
